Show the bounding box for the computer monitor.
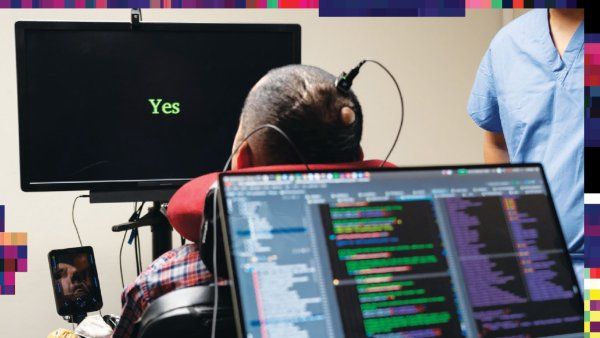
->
[219,164,582,338]
[16,21,300,199]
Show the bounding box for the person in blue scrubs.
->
[468,9,584,287]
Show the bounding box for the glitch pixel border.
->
[0,0,583,9]
[0,0,590,334]
[0,206,28,295]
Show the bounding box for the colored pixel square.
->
[2,285,15,295]
[586,206,600,267]
[11,233,27,246]
[0,205,4,232]
[0,205,28,295]
[17,246,26,259]
[586,38,600,121]
[586,266,600,335]
[4,259,15,273]
[320,0,466,17]
[586,35,600,192]
[588,238,600,267]
[3,270,14,285]
[3,246,17,259]
[17,259,27,272]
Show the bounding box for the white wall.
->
[0,9,503,337]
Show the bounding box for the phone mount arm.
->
[63,313,87,325]
[111,202,173,260]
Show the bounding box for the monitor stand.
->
[110,201,173,260]
[90,189,175,260]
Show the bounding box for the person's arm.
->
[112,282,146,338]
[483,131,509,164]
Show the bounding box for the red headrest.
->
[166,160,396,242]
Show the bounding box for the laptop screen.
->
[219,165,582,338]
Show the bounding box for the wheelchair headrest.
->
[167,160,395,243]
[166,160,395,278]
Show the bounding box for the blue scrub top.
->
[468,9,584,284]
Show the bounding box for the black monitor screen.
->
[220,165,583,338]
[16,22,300,192]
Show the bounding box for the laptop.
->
[218,164,583,338]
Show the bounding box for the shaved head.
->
[233,65,364,166]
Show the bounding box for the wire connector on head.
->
[335,60,366,93]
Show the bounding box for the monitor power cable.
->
[71,194,89,247]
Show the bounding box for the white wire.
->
[71,194,88,246]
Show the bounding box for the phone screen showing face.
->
[48,246,103,316]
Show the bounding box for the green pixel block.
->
[491,0,503,8]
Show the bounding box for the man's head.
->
[53,254,92,300]
[231,65,364,169]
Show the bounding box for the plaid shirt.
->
[112,243,213,338]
